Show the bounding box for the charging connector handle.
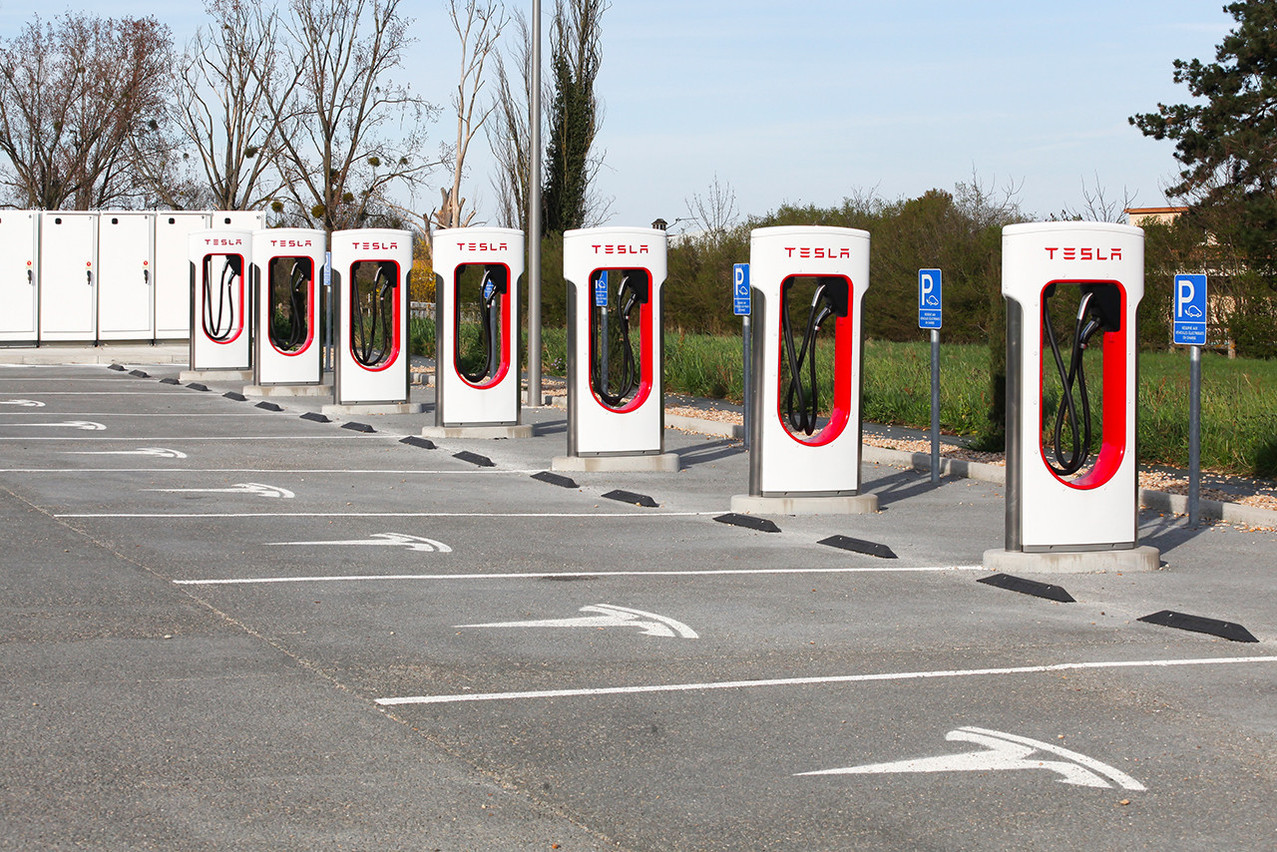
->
[352,262,396,368]
[202,255,240,342]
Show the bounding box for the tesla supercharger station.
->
[553,226,679,472]
[731,226,878,515]
[0,211,39,344]
[425,227,531,438]
[251,228,324,387]
[38,212,98,343]
[984,222,1158,572]
[188,228,253,373]
[329,229,419,411]
[97,212,155,342]
[155,212,211,340]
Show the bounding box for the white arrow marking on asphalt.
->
[797,726,1145,791]
[143,482,294,498]
[458,604,699,639]
[0,399,44,407]
[265,532,452,552]
[5,420,106,430]
[67,447,188,459]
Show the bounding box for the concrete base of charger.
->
[180,369,253,383]
[421,424,533,440]
[321,402,425,416]
[552,453,681,473]
[244,379,332,397]
[729,494,879,516]
[982,545,1161,574]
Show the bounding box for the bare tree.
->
[434,0,508,230]
[267,0,442,233]
[0,13,173,209]
[684,173,739,246]
[154,0,288,211]
[1058,172,1139,223]
[953,167,1026,231]
[486,9,533,229]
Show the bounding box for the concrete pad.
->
[982,545,1161,574]
[180,369,253,383]
[321,401,425,416]
[551,452,682,473]
[420,424,534,440]
[243,381,333,398]
[729,493,880,515]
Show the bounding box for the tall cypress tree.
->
[543,0,604,234]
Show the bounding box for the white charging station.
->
[251,228,324,387]
[731,226,877,515]
[329,228,419,411]
[985,221,1158,572]
[97,212,155,341]
[155,212,212,340]
[188,228,253,373]
[554,226,678,472]
[0,211,39,344]
[425,227,530,438]
[38,212,98,342]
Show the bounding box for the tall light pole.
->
[526,0,543,406]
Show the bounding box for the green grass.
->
[412,322,1277,478]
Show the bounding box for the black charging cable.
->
[782,282,834,436]
[271,260,310,352]
[1044,290,1107,476]
[202,255,241,342]
[592,272,642,407]
[352,262,396,367]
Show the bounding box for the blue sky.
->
[0,1,1233,228]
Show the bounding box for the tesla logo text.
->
[1044,247,1123,261]
[352,241,399,250]
[591,244,650,255]
[269,238,314,248]
[783,247,852,259]
[203,238,244,247]
[456,241,509,252]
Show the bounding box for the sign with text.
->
[918,268,942,329]
[733,263,751,316]
[1173,273,1207,346]
[593,270,609,307]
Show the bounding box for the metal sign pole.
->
[526,0,542,407]
[1189,344,1201,525]
[930,328,940,483]
[742,314,751,449]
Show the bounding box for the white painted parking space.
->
[376,654,1277,706]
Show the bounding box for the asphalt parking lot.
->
[2,353,1276,850]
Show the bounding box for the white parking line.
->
[174,565,985,585]
[0,468,546,474]
[58,510,718,519]
[376,655,1277,706]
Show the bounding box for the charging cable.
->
[782,282,834,435]
[352,262,396,367]
[1044,290,1106,475]
[202,255,240,342]
[592,272,642,407]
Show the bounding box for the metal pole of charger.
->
[1188,344,1201,524]
[742,315,751,449]
[324,251,333,374]
[930,328,940,483]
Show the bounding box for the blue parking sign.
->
[594,271,609,307]
[1173,274,1207,346]
[918,269,942,329]
[733,264,750,316]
